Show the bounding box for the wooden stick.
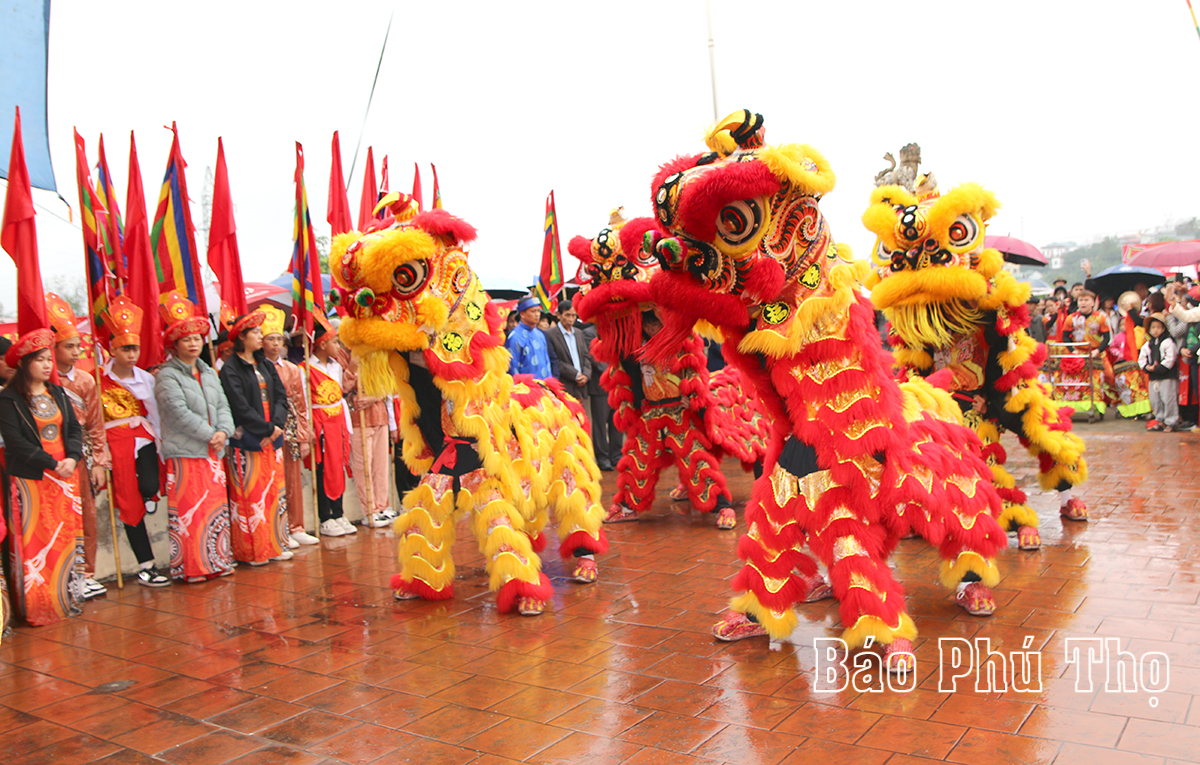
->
[358,404,374,524]
[91,356,123,589]
[303,334,320,531]
[105,475,123,589]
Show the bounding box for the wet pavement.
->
[2,418,1198,764]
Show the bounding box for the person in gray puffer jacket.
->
[154,297,238,582]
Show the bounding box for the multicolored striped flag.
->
[535,190,563,312]
[431,164,442,210]
[73,128,114,332]
[95,134,126,288]
[290,142,325,338]
[150,122,207,316]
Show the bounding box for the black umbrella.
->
[1087,264,1165,299]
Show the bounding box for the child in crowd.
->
[1140,312,1179,432]
[47,293,109,600]
[99,296,170,587]
[259,306,318,546]
[307,316,355,537]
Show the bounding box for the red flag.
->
[411,162,423,212]
[96,134,127,287]
[125,132,165,367]
[207,137,247,315]
[431,164,442,209]
[380,155,389,193]
[1,107,48,335]
[357,146,377,231]
[290,142,325,338]
[328,131,353,235]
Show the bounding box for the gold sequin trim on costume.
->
[833,535,868,562]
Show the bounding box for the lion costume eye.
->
[947,215,979,248]
[392,260,430,298]
[715,199,763,247]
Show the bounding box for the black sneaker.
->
[136,567,171,587]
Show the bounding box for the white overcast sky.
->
[2,0,1199,313]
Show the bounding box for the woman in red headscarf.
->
[155,292,237,581]
[0,329,85,625]
[219,312,290,565]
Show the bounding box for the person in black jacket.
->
[219,312,291,566]
[0,329,86,625]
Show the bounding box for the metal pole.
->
[706,0,719,122]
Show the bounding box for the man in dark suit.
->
[542,300,592,403]
[581,321,621,471]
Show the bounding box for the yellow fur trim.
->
[758,144,836,196]
[938,551,1000,588]
[997,502,1039,530]
[841,612,918,650]
[738,257,862,359]
[924,183,999,236]
[695,320,724,343]
[340,316,429,357]
[899,380,962,423]
[870,266,990,311]
[730,591,797,640]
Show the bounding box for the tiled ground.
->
[2,420,1198,764]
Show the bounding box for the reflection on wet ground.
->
[1,420,1198,764]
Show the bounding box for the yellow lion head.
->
[864,183,1011,347]
[330,210,481,357]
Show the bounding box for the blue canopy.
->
[0,0,57,192]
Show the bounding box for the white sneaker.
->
[82,577,107,600]
[369,512,393,528]
[336,516,357,534]
[291,530,319,546]
[286,535,300,549]
[270,549,294,561]
[320,518,347,537]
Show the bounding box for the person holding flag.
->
[46,293,109,600]
[219,311,291,565]
[99,296,170,587]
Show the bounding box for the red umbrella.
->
[242,281,290,309]
[1123,240,1200,269]
[985,235,1047,266]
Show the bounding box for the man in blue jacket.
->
[505,295,552,378]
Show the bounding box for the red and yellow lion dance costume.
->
[863,181,1089,541]
[569,210,771,530]
[638,111,1009,670]
[331,204,608,616]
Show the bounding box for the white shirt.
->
[102,360,161,450]
[309,356,353,430]
[557,322,582,374]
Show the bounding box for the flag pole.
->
[705,0,719,121]
[303,334,319,529]
[358,405,374,525]
[1188,0,1200,43]
[91,357,123,589]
